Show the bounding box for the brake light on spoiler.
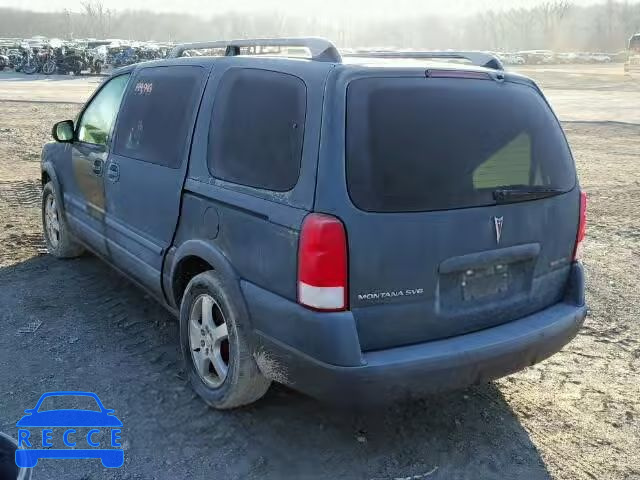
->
[426,69,492,80]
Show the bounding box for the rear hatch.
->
[338,73,579,351]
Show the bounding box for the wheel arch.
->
[168,240,242,310]
[41,161,66,222]
[41,170,51,186]
[41,161,58,187]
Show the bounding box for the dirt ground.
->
[0,65,638,480]
[515,64,640,123]
[0,72,99,104]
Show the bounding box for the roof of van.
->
[128,53,505,74]
[121,51,537,88]
[164,38,505,71]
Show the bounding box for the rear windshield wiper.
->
[493,186,565,203]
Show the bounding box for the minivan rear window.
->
[346,77,576,212]
[208,68,306,192]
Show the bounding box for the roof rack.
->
[343,50,504,70]
[169,37,342,63]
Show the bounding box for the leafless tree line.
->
[1,0,639,51]
[472,0,639,51]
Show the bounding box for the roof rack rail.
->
[343,50,504,70]
[169,37,342,63]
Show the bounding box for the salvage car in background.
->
[625,33,640,76]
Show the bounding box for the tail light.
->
[573,191,587,261]
[298,213,348,311]
[426,69,491,80]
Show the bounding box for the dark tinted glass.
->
[208,69,306,191]
[346,77,576,212]
[114,66,204,168]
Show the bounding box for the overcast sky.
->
[0,0,629,17]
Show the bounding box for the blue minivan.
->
[41,38,587,408]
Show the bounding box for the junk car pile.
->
[0,37,172,75]
[0,36,631,76]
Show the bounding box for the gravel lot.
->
[0,65,638,480]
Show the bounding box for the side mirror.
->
[52,120,74,143]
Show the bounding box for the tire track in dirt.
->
[0,180,42,207]
[76,264,182,373]
[4,232,47,254]
[0,180,46,265]
[492,380,609,480]
[492,257,640,480]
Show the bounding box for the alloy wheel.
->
[44,194,60,249]
[189,294,230,388]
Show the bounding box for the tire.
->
[42,182,84,258]
[22,61,38,75]
[180,271,270,409]
[42,60,56,75]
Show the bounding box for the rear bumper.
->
[255,302,585,405]
[244,263,587,405]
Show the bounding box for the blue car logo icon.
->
[15,391,123,468]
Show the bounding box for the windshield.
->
[37,395,101,412]
[346,77,576,212]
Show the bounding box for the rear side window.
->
[346,77,576,212]
[208,68,306,191]
[114,66,204,168]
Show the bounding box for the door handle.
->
[107,162,120,182]
[92,159,103,176]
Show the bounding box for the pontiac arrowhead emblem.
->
[493,216,504,244]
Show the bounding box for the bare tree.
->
[63,9,73,40]
[81,0,112,38]
[506,8,538,50]
[478,10,506,50]
[603,0,616,50]
[618,1,640,46]
[1,0,638,52]
[535,1,572,49]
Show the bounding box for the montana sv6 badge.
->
[357,288,424,301]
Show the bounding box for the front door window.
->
[77,74,130,146]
